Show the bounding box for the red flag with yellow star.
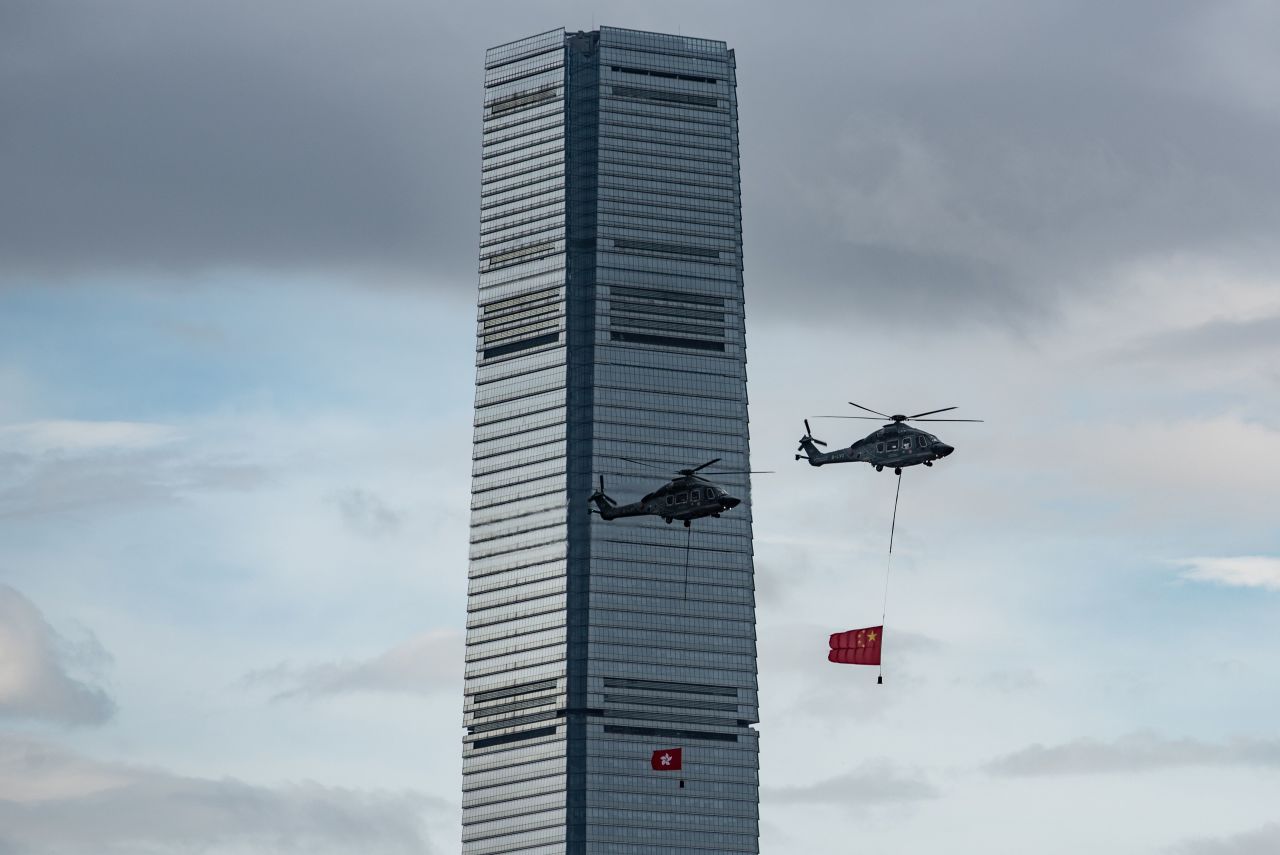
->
[828,625,882,665]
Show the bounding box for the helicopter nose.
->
[935,443,954,457]
[721,496,741,509]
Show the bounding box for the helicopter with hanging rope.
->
[588,457,770,527]
[796,402,983,475]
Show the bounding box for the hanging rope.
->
[683,524,693,599]
[878,471,903,684]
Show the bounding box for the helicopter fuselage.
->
[798,423,954,472]
[591,475,742,526]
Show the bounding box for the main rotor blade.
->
[690,458,722,473]
[619,456,669,471]
[819,415,883,420]
[702,469,775,475]
[848,401,892,418]
[908,406,957,419]
[912,418,985,423]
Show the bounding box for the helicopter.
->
[589,458,757,527]
[796,403,983,475]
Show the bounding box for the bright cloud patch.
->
[0,419,264,519]
[0,734,443,855]
[765,760,939,806]
[0,420,179,453]
[1179,556,1280,591]
[1171,822,1280,855]
[987,732,1280,776]
[240,630,463,701]
[0,586,114,726]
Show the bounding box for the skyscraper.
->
[464,27,757,854]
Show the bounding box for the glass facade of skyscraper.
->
[464,27,757,854]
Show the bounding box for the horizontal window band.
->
[485,86,560,117]
[609,85,721,109]
[481,248,562,273]
[603,709,739,728]
[480,176,563,203]
[480,286,561,314]
[610,238,724,259]
[480,307,560,333]
[470,725,559,749]
[604,284,729,306]
[609,332,725,352]
[610,65,718,85]
[483,333,561,360]
[472,678,560,704]
[601,724,738,743]
[481,300,560,323]
[479,208,564,238]
[482,240,558,264]
[484,41,561,74]
[484,59,565,92]
[602,677,739,697]
[481,133,564,163]
[608,284,725,306]
[481,318,560,345]
[609,318,725,338]
[480,225,564,253]
[611,304,725,323]
[602,694,739,712]
[467,709,560,734]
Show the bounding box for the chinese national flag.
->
[828,625,883,666]
[651,748,683,771]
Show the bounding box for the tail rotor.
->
[588,475,616,512]
[797,419,828,458]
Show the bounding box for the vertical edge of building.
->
[466,28,572,855]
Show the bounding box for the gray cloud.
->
[764,760,939,807]
[740,0,1280,327]
[957,668,1043,694]
[330,488,402,537]
[0,0,465,284]
[1120,314,1280,364]
[1170,824,1280,855]
[0,586,114,726]
[987,732,1280,777]
[5,2,1278,331]
[0,734,443,855]
[0,423,265,519]
[240,630,462,701]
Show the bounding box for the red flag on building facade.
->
[651,748,683,771]
[828,625,883,665]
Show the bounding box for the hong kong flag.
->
[651,748,683,771]
[828,625,883,666]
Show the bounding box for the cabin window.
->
[887,439,899,450]
[876,442,884,453]
[691,489,700,501]
[677,493,688,503]
[666,496,674,506]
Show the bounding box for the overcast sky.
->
[2,1,1278,853]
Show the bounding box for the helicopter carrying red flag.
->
[828,625,883,666]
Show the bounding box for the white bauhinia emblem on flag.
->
[650,747,682,770]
